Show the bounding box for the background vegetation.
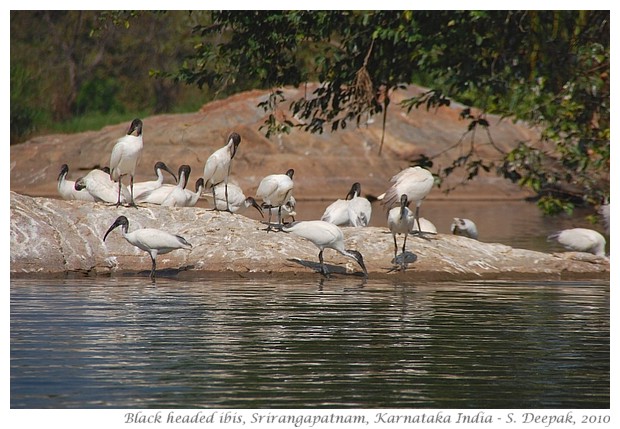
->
[10,10,609,216]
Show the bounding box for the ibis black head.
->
[74,177,86,191]
[286,168,295,179]
[104,215,130,242]
[195,178,205,192]
[346,182,361,200]
[178,165,192,188]
[155,161,177,183]
[58,164,69,181]
[100,166,111,174]
[229,132,242,158]
[127,118,143,136]
[347,249,368,277]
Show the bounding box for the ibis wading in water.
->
[203,132,241,211]
[387,194,415,270]
[103,215,192,280]
[282,220,368,277]
[256,168,295,230]
[109,118,144,207]
[547,228,606,257]
[380,166,434,234]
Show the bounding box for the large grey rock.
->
[10,192,609,280]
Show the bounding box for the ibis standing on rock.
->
[380,166,434,234]
[547,228,606,257]
[103,215,192,280]
[256,168,295,230]
[387,194,416,271]
[282,220,368,277]
[161,165,192,207]
[203,132,241,211]
[109,118,144,207]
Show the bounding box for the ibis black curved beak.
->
[249,197,264,218]
[103,216,128,242]
[162,164,177,183]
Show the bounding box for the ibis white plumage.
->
[282,220,368,277]
[161,165,193,207]
[205,182,264,216]
[135,165,189,205]
[57,164,96,202]
[109,118,144,206]
[256,168,295,230]
[411,217,437,234]
[265,195,296,223]
[451,218,478,239]
[381,166,434,233]
[387,194,416,270]
[547,228,606,257]
[184,178,205,208]
[103,215,192,280]
[321,182,371,227]
[203,132,241,211]
[74,167,131,204]
[132,161,177,200]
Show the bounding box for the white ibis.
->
[132,161,177,200]
[161,165,192,207]
[265,195,296,223]
[103,215,192,280]
[74,167,131,204]
[282,220,368,277]
[205,182,264,216]
[57,164,96,202]
[321,182,371,227]
[547,228,606,257]
[184,178,205,208]
[450,218,478,239]
[380,166,434,234]
[109,118,144,206]
[411,217,437,234]
[387,194,415,270]
[135,165,190,205]
[256,168,295,230]
[203,132,241,211]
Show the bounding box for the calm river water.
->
[11,275,609,409]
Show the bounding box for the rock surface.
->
[10,192,609,280]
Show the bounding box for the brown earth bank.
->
[10,192,609,279]
[10,84,538,202]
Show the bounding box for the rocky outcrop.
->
[10,192,609,280]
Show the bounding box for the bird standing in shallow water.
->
[109,118,144,207]
[387,194,415,271]
[256,168,295,231]
[203,132,241,211]
[103,215,192,280]
[547,228,606,257]
[282,220,368,277]
[380,166,434,234]
[451,218,478,239]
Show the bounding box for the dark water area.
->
[11,275,609,409]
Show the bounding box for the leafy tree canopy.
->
[168,10,609,216]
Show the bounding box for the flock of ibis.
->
[57,118,609,280]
